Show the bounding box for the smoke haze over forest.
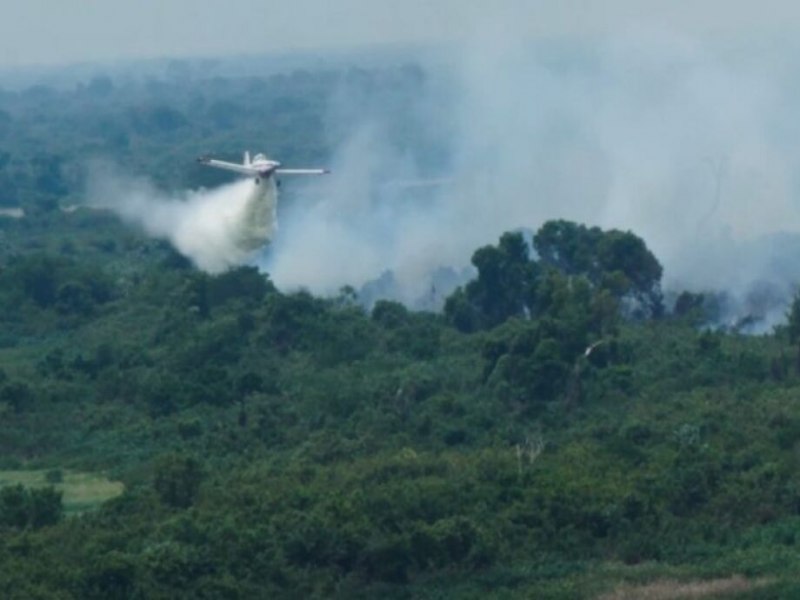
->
[243,31,800,326]
[26,6,796,325]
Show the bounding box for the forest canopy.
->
[1,61,800,598]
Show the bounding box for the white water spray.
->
[87,162,278,273]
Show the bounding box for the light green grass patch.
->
[0,469,124,514]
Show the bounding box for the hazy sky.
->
[1,0,798,67]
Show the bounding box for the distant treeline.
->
[0,60,432,211]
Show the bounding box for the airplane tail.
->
[244,151,251,166]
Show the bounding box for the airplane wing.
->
[197,157,260,177]
[274,168,331,176]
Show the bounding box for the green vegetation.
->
[0,470,123,514]
[1,207,799,597]
[2,62,800,598]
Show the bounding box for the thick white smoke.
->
[87,161,278,273]
[260,29,800,324]
[87,25,800,327]
[261,124,460,304]
[442,31,800,306]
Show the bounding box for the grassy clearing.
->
[596,575,773,599]
[0,469,124,514]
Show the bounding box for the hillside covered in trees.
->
[2,60,800,598]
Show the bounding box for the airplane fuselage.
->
[251,155,280,184]
[197,151,329,184]
[251,153,280,178]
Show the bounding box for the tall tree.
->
[446,231,539,331]
[534,220,663,317]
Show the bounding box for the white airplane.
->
[197,151,330,184]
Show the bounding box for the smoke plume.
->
[87,161,278,273]
[89,24,800,328]
[260,29,800,325]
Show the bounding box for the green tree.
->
[787,291,800,344]
[29,486,63,528]
[445,231,538,331]
[0,485,62,529]
[13,255,60,307]
[534,220,663,316]
[154,455,204,509]
[0,485,29,528]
